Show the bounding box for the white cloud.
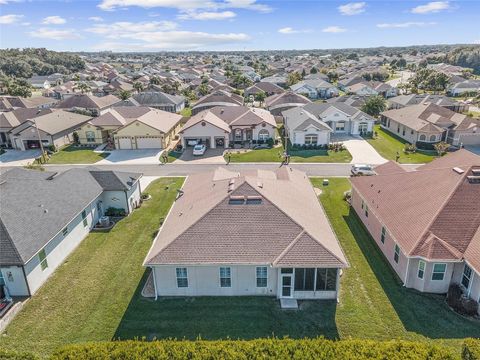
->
[28,27,82,40]
[474,39,480,44]
[87,21,178,35]
[338,2,366,15]
[322,26,347,33]
[97,0,271,12]
[411,1,450,14]
[89,16,104,22]
[42,16,66,25]
[0,14,24,24]
[377,22,437,28]
[278,27,310,34]
[178,10,236,20]
[0,0,23,4]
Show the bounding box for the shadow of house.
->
[343,208,480,339]
[113,269,339,341]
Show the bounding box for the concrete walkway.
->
[342,137,387,165]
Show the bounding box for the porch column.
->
[210,136,216,149]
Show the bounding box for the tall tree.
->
[361,95,387,117]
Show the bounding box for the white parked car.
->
[351,164,375,176]
[193,144,207,156]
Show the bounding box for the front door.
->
[281,274,293,298]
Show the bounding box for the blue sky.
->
[0,0,479,51]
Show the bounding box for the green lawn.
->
[366,125,437,164]
[227,146,352,163]
[47,145,110,164]
[2,177,479,358]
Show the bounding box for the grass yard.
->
[47,145,110,164]
[366,125,437,164]
[227,146,352,163]
[2,177,479,358]
[311,178,480,351]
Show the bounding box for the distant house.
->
[0,96,57,111]
[10,110,92,150]
[244,82,285,98]
[381,103,480,147]
[75,107,183,150]
[388,94,469,113]
[191,90,243,116]
[345,83,378,96]
[282,107,332,146]
[327,95,369,109]
[0,167,142,297]
[350,150,480,314]
[0,108,53,147]
[290,79,339,100]
[265,91,311,116]
[27,74,64,89]
[143,167,348,302]
[131,91,185,113]
[180,106,277,148]
[56,94,122,116]
[261,75,288,88]
[447,80,480,97]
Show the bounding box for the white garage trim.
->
[136,136,163,149]
[117,137,133,150]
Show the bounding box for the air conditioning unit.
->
[99,216,110,227]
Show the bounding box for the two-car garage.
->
[116,135,163,149]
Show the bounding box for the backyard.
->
[365,125,437,164]
[1,178,479,358]
[47,145,110,164]
[227,146,352,163]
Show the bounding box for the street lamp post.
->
[33,110,46,163]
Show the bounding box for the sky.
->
[0,0,479,52]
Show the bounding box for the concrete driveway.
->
[339,136,387,165]
[96,149,163,165]
[174,147,226,164]
[465,146,480,155]
[0,149,42,166]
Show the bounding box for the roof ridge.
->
[272,230,305,266]
[408,169,470,256]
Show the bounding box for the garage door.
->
[118,137,133,149]
[459,134,480,146]
[136,136,162,149]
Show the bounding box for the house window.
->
[304,134,318,145]
[81,210,88,227]
[418,260,425,279]
[419,134,426,141]
[256,266,268,287]
[429,135,436,142]
[86,131,95,142]
[462,264,473,289]
[411,130,414,135]
[316,268,338,291]
[39,249,48,271]
[294,268,315,291]
[361,200,364,209]
[365,205,369,218]
[380,226,386,244]
[62,227,68,236]
[0,271,4,286]
[176,267,188,288]
[234,129,242,141]
[432,263,446,281]
[220,267,231,287]
[397,125,400,133]
[281,268,293,274]
[335,122,345,131]
[258,129,269,141]
[394,244,400,263]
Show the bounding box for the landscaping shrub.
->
[463,339,480,360]
[104,207,126,217]
[447,283,480,316]
[51,338,455,360]
[0,348,39,360]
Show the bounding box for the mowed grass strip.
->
[47,145,110,164]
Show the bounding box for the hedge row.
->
[50,339,455,360]
[3,338,480,359]
[464,339,480,360]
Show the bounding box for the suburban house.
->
[27,74,63,89]
[244,82,284,98]
[0,108,53,147]
[350,150,480,314]
[131,91,186,113]
[0,167,142,297]
[265,91,311,116]
[9,110,92,150]
[143,167,348,304]
[282,107,333,146]
[180,106,277,149]
[56,94,122,116]
[290,102,375,136]
[388,94,469,113]
[261,75,287,88]
[327,95,369,109]
[191,90,244,116]
[447,80,480,96]
[381,103,480,147]
[0,96,57,111]
[290,79,339,100]
[75,106,183,150]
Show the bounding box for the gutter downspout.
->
[151,266,158,301]
[404,257,410,288]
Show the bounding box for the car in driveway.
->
[351,164,375,176]
[193,144,207,156]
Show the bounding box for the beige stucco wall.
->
[76,123,106,145]
[115,121,163,137]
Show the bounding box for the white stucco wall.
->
[292,128,330,145]
[181,122,230,149]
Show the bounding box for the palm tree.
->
[118,89,131,101]
[150,76,160,85]
[76,82,91,94]
[133,81,144,93]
